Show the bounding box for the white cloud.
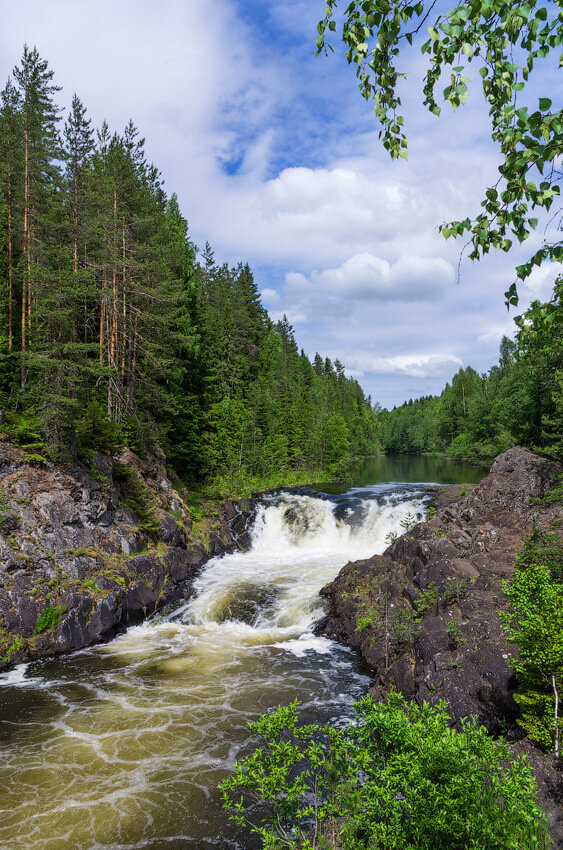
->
[476,321,515,346]
[260,288,280,303]
[287,253,454,301]
[521,261,561,301]
[343,352,464,379]
[269,308,307,325]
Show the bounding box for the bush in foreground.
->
[219,693,548,849]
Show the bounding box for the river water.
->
[0,456,488,849]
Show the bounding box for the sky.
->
[0,0,559,408]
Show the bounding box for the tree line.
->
[379,280,562,465]
[0,46,378,485]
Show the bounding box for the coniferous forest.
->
[0,47,378,488]
[1,46,560,490]
[379,287,562,465]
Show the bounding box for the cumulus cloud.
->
[286,253,454,302]
[476,321,515,346]
[269,308,307,325]
[260,288,281,303]
[343,352,464,379]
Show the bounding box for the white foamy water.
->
[0,483,426,849]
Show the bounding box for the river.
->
[0,455,488,849]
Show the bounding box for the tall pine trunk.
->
[21,124,28,389]
[7,176,13,352]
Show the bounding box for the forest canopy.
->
[0,46,378,484]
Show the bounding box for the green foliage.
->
[541,473,563,507]
[378,294,562,463]
[389,607,420,654]
[446,617,465,648]
[316,0,562,300]
[513,688,556,750]
[0,486,10,533]
[517,523,563,580]
[415,580,439,616]
[220,693,548,849]
[442,577,470,606]
[500,561,563,754]
[113,463,159,535]
[76,400,123,456]
[1,634,24,662]
[399,510,417,532]
[23,453,47,465]
[356,612,373,631]
[34,603,67,634]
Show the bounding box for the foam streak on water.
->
[0,484,426,849]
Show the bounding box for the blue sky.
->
[0,0,559,408]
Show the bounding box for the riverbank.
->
[319,446,563,842]
[0,438,254,671]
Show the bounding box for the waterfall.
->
[0,482,427,850]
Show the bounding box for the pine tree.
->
[0,79,23,357]
[13,45,62,390]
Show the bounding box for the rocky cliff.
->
[319,446,563,840]
[0,439,252,671]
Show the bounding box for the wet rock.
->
[56,594,92,650]
[88,596,121,639]
[164,548,191,583]
[120,532,145,556]
[158,513,182,547]
[121,581,158,624]
[0,440,252,671]
[184,542,207,568]
[321,448,562,729]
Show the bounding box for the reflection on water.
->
[0,456,486,849]
[320,453,489,493]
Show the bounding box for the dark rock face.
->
[319,447,563,842]
[321,447,562,730]
[0,440,254,668]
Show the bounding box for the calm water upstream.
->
[0,455,489,849]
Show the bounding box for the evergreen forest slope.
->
[379,296,562,465]
[0,47,378,490]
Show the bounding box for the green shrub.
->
[114,463,159,535]
[415,581,440,617]
[390,608,420,655]
[442,577,470,606]
[517,523,563,580]
[34,603,67,634]
[513,688,556,750]
[399,511,418,533]
[4,635,24,661]
[76,400,122,456]
[446,617,465,649]
[24,453,47,465]
[0,487,11,533]
[356,613,373,631]
[220,694,548,849]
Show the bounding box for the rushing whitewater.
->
[0,483,427,850]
